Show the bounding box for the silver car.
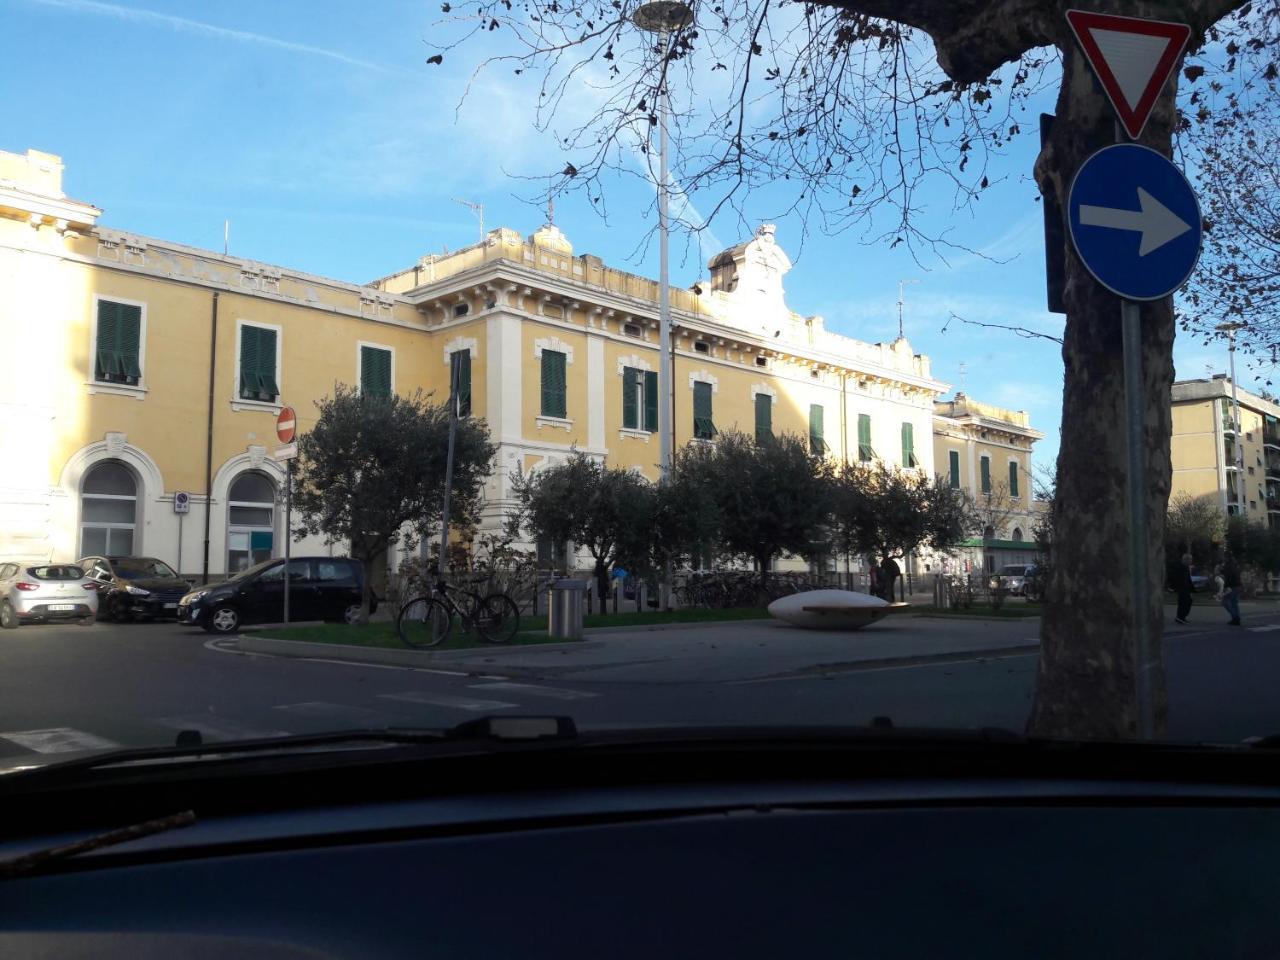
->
[988,564,1032,596]
[0,562,99,628]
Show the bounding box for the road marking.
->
[469,681,598,701]
[272,702,384,722]
[0,727,119,754]
[379,692,518,711]
[154,715,289,741]
[1248,624,1280,632]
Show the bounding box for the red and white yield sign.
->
[1066,10,1191,140]
[276,406,297,444]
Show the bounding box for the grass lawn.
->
[255,606,772,649]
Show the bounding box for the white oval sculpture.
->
[768,589,907,630]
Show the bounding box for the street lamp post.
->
[1217,322,1247,518]
[634,0,692,477]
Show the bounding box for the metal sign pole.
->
[1121,296,1153,738]
[284,458,292,625]
[177,512,184,579]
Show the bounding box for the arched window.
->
[81,461,138,556]
[227,472,276,573]
[1012,527,1024,542]
[983,524,996,541]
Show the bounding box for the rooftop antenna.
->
[223,219,229,256]
[896,279,920,340]
[547,195,555,225]
[453,198,485,244]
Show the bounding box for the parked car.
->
[0,562,98,628]
[988,564,1035,597]
[178,557,375,634]
[78,555,193,622]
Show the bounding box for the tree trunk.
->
[1028,42,1175,738]
[594,558,610,615]
[757,552,772,597]
[359,553,374,627]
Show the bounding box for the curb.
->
[236,633,594,669]
[580,619,773,636]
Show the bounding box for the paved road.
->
[0,608,1277,765]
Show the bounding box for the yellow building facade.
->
[1171,377,1280,527]
[1,146,1041,580]
[932,395,1045,572]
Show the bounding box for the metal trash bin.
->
[548,578,587,640]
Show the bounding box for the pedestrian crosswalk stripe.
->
[0,727,119,754]
[1247,624,1280,632]
[272,702,384,722]
[469,682,599,701]
[379,692,518,711]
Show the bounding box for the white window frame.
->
[87,294,148,399]
[232,319,283,413]
[226,471,277,573]
[79,461,140,556]
[356,340,396,397]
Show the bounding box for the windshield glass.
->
[0,0,1272,769]
[112,558,178,580]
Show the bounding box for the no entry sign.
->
[276,406,296,444]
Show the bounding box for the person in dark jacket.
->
[880,556,901,602]
[1221,552,1243,626]
[1171,553,1194,625]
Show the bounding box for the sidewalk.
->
[430,615,1042,683]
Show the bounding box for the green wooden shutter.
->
[362,346,391,399]
[258,328,279,400]
[541,350,566,418]
[95,301,120,381]
[240,326,279,401]
[117,304,142,381]
[644,370,658,432]
[622,368,639,429]
[755,393,772,442]
[454,350,470,415]
[901,422,916,467]
[949,450,960,489]
[858,414,872,461]
[981,457,991,493]
[239,326,260,398]
[809,404,825,455]
[693,381,716,439]
[1009,460,1019,498]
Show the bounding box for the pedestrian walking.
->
[1171,552,1194,625]
[880,556,901,602]
[1221,553,1243,626]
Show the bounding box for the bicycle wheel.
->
[475,593,520,644]
[398,596,452,648]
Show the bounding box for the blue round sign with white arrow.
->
[1068,143,1201,302]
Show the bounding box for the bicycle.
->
[397,579,521,648]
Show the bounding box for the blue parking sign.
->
[1067,143,1201,301]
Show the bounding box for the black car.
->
[177,557,374,634]
[79,555,193,622]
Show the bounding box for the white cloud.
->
[18,0,399,74]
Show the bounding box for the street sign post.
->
[1065,9,1201,737]
[1066,10,1191,141]
[173,492,190,577]
[275,406,297,625]
[276,406,296,444]
[1068,144,1201,301]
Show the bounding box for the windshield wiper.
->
[0,716,579,784]
[0,809,196,880]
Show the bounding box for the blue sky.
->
[5,0,1256,473]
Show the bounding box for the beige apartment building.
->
[1171,376,1280,528]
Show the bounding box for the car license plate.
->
[49,604,76,611]
[164,603,177,609]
